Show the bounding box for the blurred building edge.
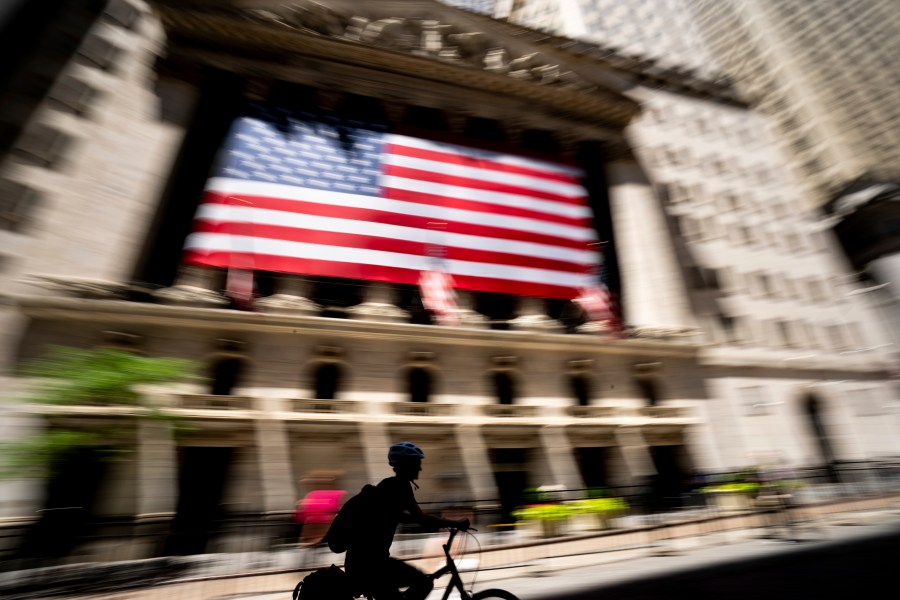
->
[0,0,896,564]
[684,0,900,345]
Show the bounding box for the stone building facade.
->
[0,0,897,560]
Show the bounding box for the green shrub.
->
[513,497,629,521]
[567,497,629,515]
[701,482,761,495]
[512,503,571,522]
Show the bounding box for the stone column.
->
[155,265,229,307]
[614,426,656,480]
[511,297,563,332]
[348,282,409,323]
[256,274,320,315]
[605,160,697,335]
[538,426,585,498]
[254,419,297,514]
[135,420,177,558]
[359,420,393,482]
[455,424,499,506]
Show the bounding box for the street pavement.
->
[212,504,900,600]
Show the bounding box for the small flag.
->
[226,267,255,311]
[574,284,614,322]
[418,268,460,326]
[573,248,622,334]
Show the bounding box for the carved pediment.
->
[150,0,639,129]
[157,1,601,93]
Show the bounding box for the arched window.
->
[408,367,432,403]
[493,371,516,405]
[570,375,591,407]
[210,356,245,396]
[314,362,342,400]
[636,377,660,407]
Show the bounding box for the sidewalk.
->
[476,507,900,600]
[230,506,900,600]
[7,496,899,600]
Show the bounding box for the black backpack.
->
[325,484,380,553]
[292,565,352,600]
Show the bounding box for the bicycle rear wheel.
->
[472,589,520,600]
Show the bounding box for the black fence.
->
[2,460,899,592]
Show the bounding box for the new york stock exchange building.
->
[0,0,897,560]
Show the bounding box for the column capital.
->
[155,265,229,307]
[257,274,320,315]
[348,281,409,323]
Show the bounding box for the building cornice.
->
[148,0,640,135]
[17,295,701,359]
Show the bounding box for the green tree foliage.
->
[22,346,197,406]
[1,346,199,478]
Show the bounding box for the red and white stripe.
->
[185,133,599,299]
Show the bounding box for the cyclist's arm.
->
[408,502,469,531]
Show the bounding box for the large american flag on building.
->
[184,105,601,299]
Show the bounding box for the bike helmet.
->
[388,441,425,466]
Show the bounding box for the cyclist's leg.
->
[384,557,433,600]
[346,554,430,600]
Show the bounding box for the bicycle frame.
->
[427,528,472,600]
[357,528,519,600]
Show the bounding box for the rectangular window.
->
[778,320,799,348]
[806,279,826,303]
[720,267,738,293]
[679,216,701,241]
[717,313,735,342]
[13,123,73,168]
[0,179,41,233]
[718,192,739,212]
[759,273,775,298]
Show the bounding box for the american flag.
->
[184,105,600,299]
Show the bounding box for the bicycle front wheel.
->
[472,589,520,600]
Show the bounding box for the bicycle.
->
[359,527,519,600]
[292,527,519,600]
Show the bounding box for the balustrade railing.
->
[566,405,627,419]
[480,404,540,418]
[639,405,692,419]
[391,402,456,417]
[176,394,254,410]
[160,397,696,420]
[291,398,358,414]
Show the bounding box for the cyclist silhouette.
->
[344,442,470,600]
